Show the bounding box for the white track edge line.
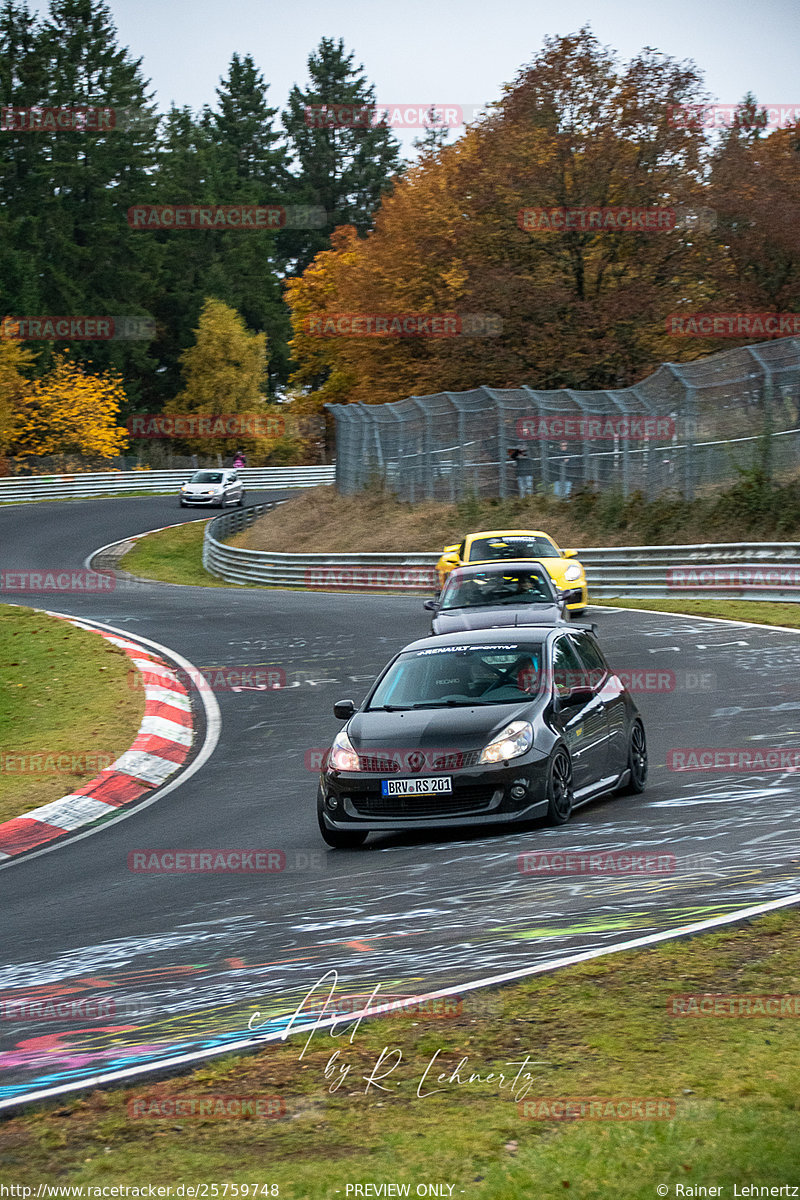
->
[2,887,799,1112]
[1,603,798,1104]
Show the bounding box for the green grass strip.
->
[593,596,800,629]
[0,605,145,822]
[120,521,234,587]
[2,911,800,1193]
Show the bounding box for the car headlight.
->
[329,728,360,772]
[479,720,533,764]
[564,563,583,581]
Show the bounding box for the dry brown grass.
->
[232,487,644,554]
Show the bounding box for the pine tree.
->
[282,37,403,271]
[0,1,49,317]
[210,52,289,192]
[207,54,292,391]
[0,0,160,407]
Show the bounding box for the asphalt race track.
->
[2,493,800,1108]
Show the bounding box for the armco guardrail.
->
[203,521,800,602]
[204,506,438,590]
[0,466,335,503]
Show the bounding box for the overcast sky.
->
[28,0,800,155]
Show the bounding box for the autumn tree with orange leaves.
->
[708,122,800,313]
[286,28,714,411]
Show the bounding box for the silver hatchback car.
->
[179,469,245,508]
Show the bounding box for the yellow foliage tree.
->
[13,354,129,461]
[165,298,274,458]
[0,338,35,458]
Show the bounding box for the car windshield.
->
[440,570,554,610]
[191,471,224,483]
[368,645,544,709]
[468,535,559,562]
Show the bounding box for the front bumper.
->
[319,757,551,832]
[564,582,588,610]
[181,493,226,506]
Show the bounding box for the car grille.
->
[351,788,497,818]
[357,749,482,773]
[429,749,482,770]
[358,755,401,773]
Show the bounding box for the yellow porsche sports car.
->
[435,530,588,612]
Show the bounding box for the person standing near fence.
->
[508,446,535,497]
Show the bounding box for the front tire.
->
[546,748,574,825]
[619,720,648,794]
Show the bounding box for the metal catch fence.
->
[326,338,800,502]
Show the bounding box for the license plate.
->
[381,777,453,796]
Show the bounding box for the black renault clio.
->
[316,626,647,847]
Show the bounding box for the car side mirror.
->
[423,598,439,611]
[562,588,583,605]
[562,685,593,706]
[333,699,357,720]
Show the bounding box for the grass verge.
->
[0,605,145,822]
[2,910,800,1194]
[120,521,233,587]
[231,475,800,555]
[593,596,800,629]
